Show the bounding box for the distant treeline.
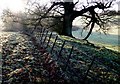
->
[105,11,120,15]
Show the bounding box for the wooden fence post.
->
[64,46,74,70]
[46,32,52,48]
[50,36,58,53]
[83,55,96,82]
[43,30,49,44]
[40,28,45,44]
[57,41,66,60]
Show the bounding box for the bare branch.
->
[81,14,92,18]
[45,2,64,16]
[74,0,79,5]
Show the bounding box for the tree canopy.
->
[26,0,117,40]
[1,0,117,40]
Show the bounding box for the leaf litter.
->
[1,32,67,84]
[1,32,120,84]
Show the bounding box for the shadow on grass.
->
[34,31,120,84]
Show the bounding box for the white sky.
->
[0,0,119,32]
[0,0,119,14]
[0,0,26,13]
[0,0,119,21]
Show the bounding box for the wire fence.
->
[23,27,120,83]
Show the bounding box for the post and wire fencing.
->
[23,27,119,83]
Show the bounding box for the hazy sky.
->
[0,0,119,14]
[0,0,29,13]
[0,0,119,32]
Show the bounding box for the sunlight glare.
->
[0,0,25,13]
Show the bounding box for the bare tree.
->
[1,9,24,32]
[1,8,38,33]
[27,0,115,40]
[54,0,115,39]
[3,0,115,40]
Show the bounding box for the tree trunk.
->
[60,15,73,37]
[60,2,74,37]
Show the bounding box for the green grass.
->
[90,41,120,52]
[59,35,120,56]
[58,35,120,64]
[1,31,120,83]
[46,34,120,83]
